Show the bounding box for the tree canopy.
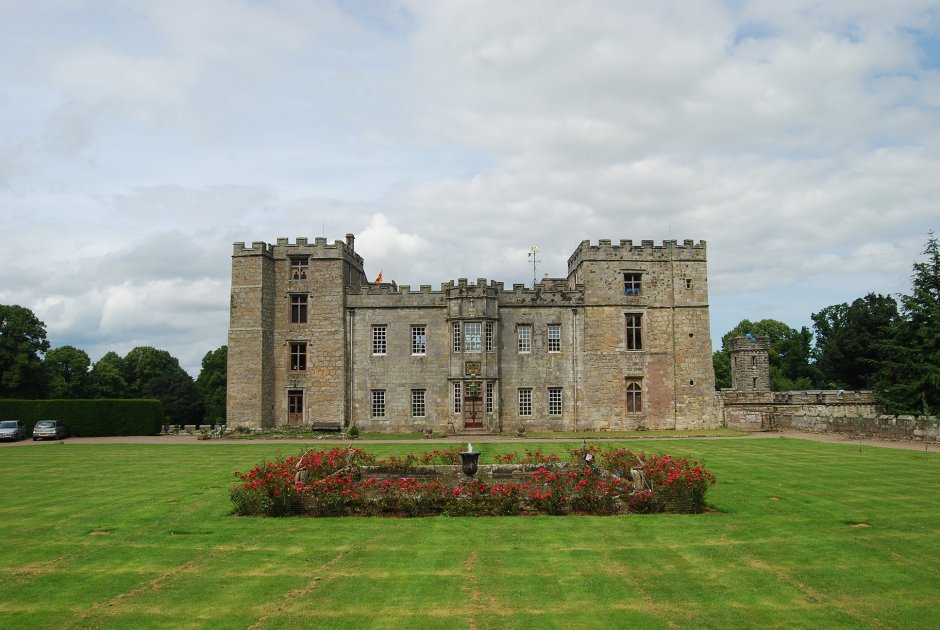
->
[713,318,818,391]
[812,293,898,390]
[873,234,940,415]
[0,304,50,398]
[44,345,91,398]
[196,345,226,424]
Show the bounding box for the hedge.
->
[0,399,163,437]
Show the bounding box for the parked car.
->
[32,420,68,441]
[0,420,27,441]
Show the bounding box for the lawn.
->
[0,438,937,629]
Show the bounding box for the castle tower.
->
[227,235,366,429]
[566,239,717,429]
[729,335,771,392]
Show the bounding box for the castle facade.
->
[227,234,719,432]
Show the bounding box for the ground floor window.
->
[371,389,386,417]
[626,379,642,413]
[485,382,494,413]
[453,382,462,414]
[518,388,532,416]
[412,389,426,418]
[548,387,562,416]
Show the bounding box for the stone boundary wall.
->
[720,389,940,440]
[779,413,939,441]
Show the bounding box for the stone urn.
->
[460,446,480,478]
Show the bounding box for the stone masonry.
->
[227,235,720,432]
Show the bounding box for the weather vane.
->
[527,245,541,287]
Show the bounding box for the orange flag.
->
[375,271,383,283]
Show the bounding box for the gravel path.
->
[3,430,935,452]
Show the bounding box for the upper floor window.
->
[625,314,643,351]
[518,325,532,353]
[290,294,308,324]
[464,322,482,352]
[372,325,387,355]
[452,322,462,353]
[289,342,307,371]
[290,257,309,280]
[547,324,561,353]
[626,380,642,413]
[548,387,562,416]
[412,325,426,355]
[624,273,642,296]
[485,322,494,353]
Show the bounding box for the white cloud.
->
[1,0,939,374]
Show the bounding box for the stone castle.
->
[227,234,719,432]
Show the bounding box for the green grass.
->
[0,438,938,629]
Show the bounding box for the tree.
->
[0,304,50,398]
[812,293,899,389]
[44,345,91,398]
[122,346,203,424]
[196,346,226,424]
[874,234,940,415]
[88,352,129,399]
[714,319,819,391]
[712,349,732,389]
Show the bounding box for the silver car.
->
[0,420,27,441]
[32,420,68,441]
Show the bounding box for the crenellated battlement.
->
[567,238,707,272]
[233,235,364,266]
[232,241,275,257]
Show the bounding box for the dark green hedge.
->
[0,399,163,437]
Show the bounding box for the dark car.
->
[32,420,68,441]
[0,420,27,441]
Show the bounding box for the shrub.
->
[0,399,163,436]
[230,447,716,517]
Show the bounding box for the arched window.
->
[626,380,642,413]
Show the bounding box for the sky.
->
[1,0,939,376]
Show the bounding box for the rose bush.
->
[231,446,715,517]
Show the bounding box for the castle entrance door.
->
[463,381,483,428]
[287,390,303,426]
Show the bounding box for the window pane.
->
[290,295,308,323]
[518,388,532,416]
[626,381,642,413]
[548,324,561,352]
[453,323,461,353]
[372,326,387,355]
[465,322,482,352]
[548,387,562,415]
[412,389,426,418]
[412,325,426,355]
[518,325,531,353]
[289,342,306,371]
[624,273,642,296]
[371,390,386,417]
[625,314,642,351]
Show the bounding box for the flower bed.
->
[230,446,716,517]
